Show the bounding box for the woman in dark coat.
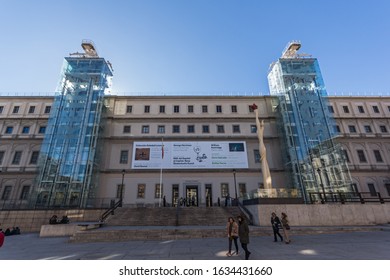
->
[271,212,283,242]
[237,215,251,260]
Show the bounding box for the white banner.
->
[131,141,248,169]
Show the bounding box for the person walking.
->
[237,215,251,260]
[0,229,4,248]
[281,212,291,244]
[226,217,239,257]
[271,212,283,242]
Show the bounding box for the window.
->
[144,105,150,113]
[158,125,165,134]
[254,150,260,163]
[0,106,4,114]
[251,125,257,133]
[1,186,12,200]
[348,125,356,133]
[126,105,133,113]
[334,125,341,133]
[358,106,365,113]
[249,105,254,113]
[364,125,372,133]
[216,105,222,113]
[202,125,209,133]
[137,184,145,198]
[341,149,350,162]
[39,126,46,134]
[232,125,240,133]
[388,106,390,113]
[44,106,51,114]
[0,151,5,165]
[142,125,149,134]
[328,106,334,113]
[172,125,180,133]
[217,125,225,133]
[120,150,129,164]
[342,106,350,113]
[12,151,22,165]
[380,125,388,133]
[155,184,163,198]
[173,105,180,113]
[202,105,208,113]
[20,185,30,200]
[187,125,195,133]
[372,105,380,113]
[239,183,247,197]
[5,126,13,134]
[357,150,367,163]
[123,125,131,133]
[30,151,39,164]
[373,150,383,162]
[368,183,377,196]
[386,184,390,196]
[28,106,36,114]
[159,105,165,113]
[220,183,229,198]
[188,105,194,113]
[231,105,237,113]
[22,126,30,134]
[12,106,20,114]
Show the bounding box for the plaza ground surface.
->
[1,226,389,260]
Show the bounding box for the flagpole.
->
[159,138,164,207]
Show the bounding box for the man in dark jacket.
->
[237,215,251,260]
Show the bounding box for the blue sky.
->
[1,0,389,94]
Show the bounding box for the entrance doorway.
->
[186,185,198,207]
[172,185,179,207]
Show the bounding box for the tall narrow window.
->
[357,150,367,163]
[386,184,390,196]
[358,106,365,113]
[217,125,225,133]
[126,105,133,113]
[367,183,377,196]
[232,125,240,133]
[155,184,163,198]
[220,183,229,198]
[39,126,46,134]
[379,125,388,133]
[0,106,4,114]
[373,150,383,163]
[123,125,131,133]
[44,106,51,114]
[158,125,165,134]
[30,151,40,164]
[254,150,260,163]
[172,125,180,133]
[12,106,20,114]
[231,105,237,113]
[239,183,247,197]
[22,126,30,134]
[202,105,208,113]
[159,105,165,113]
[341,149,350,162]
[216,105,222,113]
[188,105,194,113]
[173,105,180,113]
[364,125,372,133]
[20,185,30,200]
[1,186,12,200]
[251,125,257,133]
[187,125,195,133]
[137,184,146,198]
[120,150,129,164]
[144,105,150,113]
[328,106,334,113]
[142,125,149,134]
[348,125,356,133]
[202,125,209,133]
[116,184,124,199]
[372,105,380,113]
[0,151,5,165]
[12,151,22,165]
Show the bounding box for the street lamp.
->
[233,169,238,203]
[120,169,125,207]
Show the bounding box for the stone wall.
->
[246,204,390,226]
[0,209,105,232]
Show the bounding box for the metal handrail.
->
[100,200,122,222]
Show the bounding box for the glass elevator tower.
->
[268,41,352,203]
[33,40,113,208]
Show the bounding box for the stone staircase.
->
[69,206,245,243]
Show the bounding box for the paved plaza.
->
[1,226,389,260]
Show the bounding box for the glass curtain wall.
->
[268,56,352,203]
[33,57,112,208]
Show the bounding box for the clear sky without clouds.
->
[1,0,389,95]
